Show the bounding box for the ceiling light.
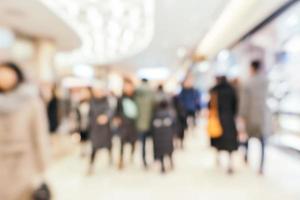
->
[284,35,300,53]
[137,67,170,80]
[73,64,94,79]
[43,0,155,66]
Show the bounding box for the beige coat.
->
[0,84,50,200]
[239,73,272,138]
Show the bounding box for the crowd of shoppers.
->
[0,58,272,199]
[71,77,190,173]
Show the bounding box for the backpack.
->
[122,98,138,119]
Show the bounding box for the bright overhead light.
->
[0,27,15,49]
[284,35,300,53]
[217,49,230,61]
[286,15,299,27]
[44,0,155,66]
[62,76,92,88]
[73,64,94,79]
[196,61,210,73]
[137,67,170,80]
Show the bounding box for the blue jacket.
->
[179,88,201,112]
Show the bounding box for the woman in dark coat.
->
[47,86,59,133]
[115,78,138,169]
[88,87,113,174]
[152,100,175,173]
[173,94,187,149]
[209,76,238,174]
[77,98,91,157]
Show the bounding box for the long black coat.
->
[47,97,59,133]
[209,82,238,152]
[152,108,175,159]
[89,97,112,150]
[173,95,187,140]
[116,95,138,144]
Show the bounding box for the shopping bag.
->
[207,93,223,138]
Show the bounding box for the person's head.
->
[158,100,169,109]
[0,62,24,93]
[157,84,164,92]
[92,87,106,99]
[216,76,227,85]
[141,78,148,84]
[123,78,135,96]
[182,75,194,89]
[250,60,262,75]
[81,87,92,101]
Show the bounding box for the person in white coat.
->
[239,60,271,175]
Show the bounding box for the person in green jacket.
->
[134,78,155,168]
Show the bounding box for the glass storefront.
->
[231,1,300,147]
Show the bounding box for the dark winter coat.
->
[152,108,175,159]
[209,81,238,152]
[116,95,138,144]
[89,97,112,150]
[173,95,187,140]
[47,96,59,133]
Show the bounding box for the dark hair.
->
[1,62,25,86]
[251,60,262,72]
[216,76,227,84]
[159,100,169,109]
[123,77,133,85]
[158,84,163,91]
[141,78,148,83]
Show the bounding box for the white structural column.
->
[35,39,57,82]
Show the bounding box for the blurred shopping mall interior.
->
[1,0,300,200]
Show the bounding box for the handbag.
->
[207,93,223,138]
[122,98,138,119]
[32,182,51,200]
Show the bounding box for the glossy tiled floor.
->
[47,124,300,200]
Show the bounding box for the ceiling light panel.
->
[42,0,155,66]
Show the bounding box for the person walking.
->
[173,94,187,149]
[239,60,271,175]
[0,62,50,200]
[88,86,113,174]
[115,78,138,169]
[134,78,155,168]
[152,100,175,174]
[76,88,92,157]
[209,76,238,174]
[47,85,59,134]
[179,76,201,128]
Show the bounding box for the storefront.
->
[231,1,300,150]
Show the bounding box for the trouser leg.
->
[88,148,97,174]
[227,152,234,174]
[259,136,265,174]
[169,153,174,169]
[108,147,113,165]
[141,133,147,167]
[119,142,124,169]
[160,156,165,173]
[130,141,135,163]
[90,148,97,165]
[244,139,249,163]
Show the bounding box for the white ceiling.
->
[118,0,228,70]
[197,0,290,58]
[44,0,155,66]
[0,0,80,51]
